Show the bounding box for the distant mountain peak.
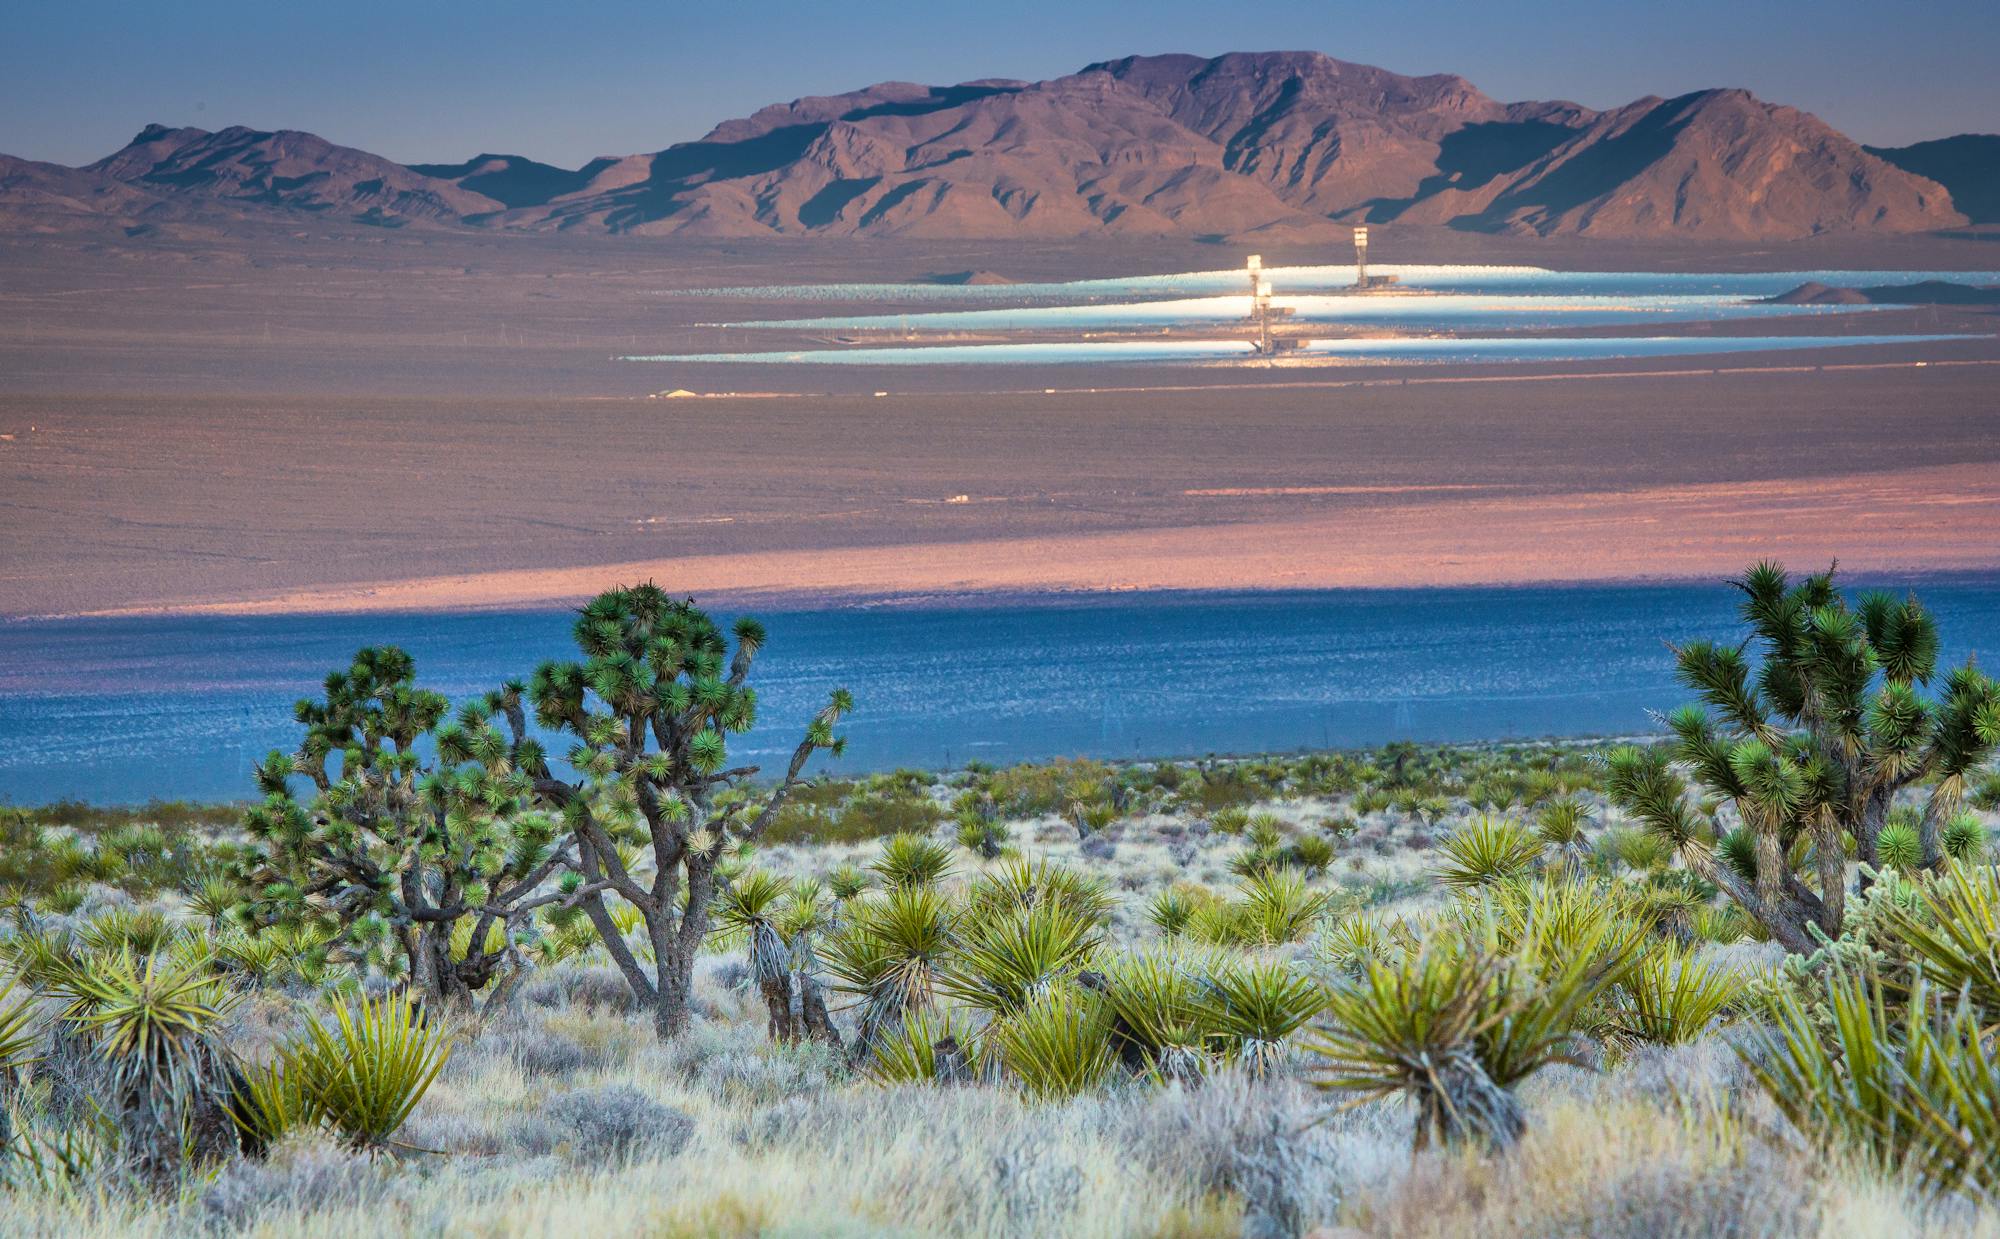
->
[3,51,1971,241]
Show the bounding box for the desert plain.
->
[1,223,1997,619]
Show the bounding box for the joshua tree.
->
[1607,563,2000,953]
[236,647,569,1008]
[524,585,849,1039]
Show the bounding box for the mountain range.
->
[2,51,1990,242]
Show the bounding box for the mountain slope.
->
[1869,135,2000,225]
[86,124,504,225]
[2,54,1970,241]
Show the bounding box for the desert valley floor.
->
[1,224,1998,619]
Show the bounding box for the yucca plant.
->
[1236,868,1334,945]
[1199,959,1324,1074]
[1146,885,1205,939]
[1615,944,1747,1045]
[223,1056,314,1154]
[992,987,1116,1100]
[77,907,182,958]
[183,874,242,930]
[940,900,1102,1016]
[56,948,239,1183]
[1099,949,1214,1082]
[827,864,870,900]
[1289,833,1337,875]
[964,857,1112,927]
[1310,948,1524,1149]
[1310,927,1622,1150]
[713,870,798,1041]
[869,833,955,889]
[283,994,451,1150]
[868,1008,981,1085]
[0,971,41,1161]
[1878,818,1924,872]
[1607,563,2000,953]
[1536,795,1593,874]
[1737,963,1981,1191]
[1435,816,1542,890]
[824,885,957,1060]
[1312,914,1407,977]
[1875,860,2000,1025]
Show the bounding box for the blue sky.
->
[5,0,1995,166]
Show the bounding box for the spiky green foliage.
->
[1616,945,1747,1044]
[55,949,238,1182]
[525,585,850,1038]
[824,885,957,1055]
[1874,861,2000,1023]
[991,988,1116,1100]
[77,907,182,957]
[1607,563,2000,953]
[1313,914,1407,977]
[964,858,1112,928]
[826,864,869,900]
[1535,794,1592,855]
[1434,816,1543,889]
[1942,813,1987,862]
[1199,959,1323,1072]
[231,646,564,1008]
[1310,892,1637,1150]
[1146,884,1208,939]
[867,1008,982,1085]
[1877,821,1922,871]
[282,995,451,1149]
[1234,868,1334,945]
[940,901,1102,1016]
[869,833,955,890]
[1740,964,2000,1199]
[0,971,41,1076]
[1099,949,1214,1078]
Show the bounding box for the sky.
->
[5,0,1996,167]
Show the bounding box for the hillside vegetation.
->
[1,563,1998,1236]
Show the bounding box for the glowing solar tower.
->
[1354,227,1369,288]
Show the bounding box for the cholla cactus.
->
[1608,563,2000,952]
[526,585,849,1039]
[235,647,565,1008]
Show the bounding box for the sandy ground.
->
[1,227,1997,616]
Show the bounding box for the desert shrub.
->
[1434,816,1542,889]
[1613,944,1747,1045]
[200,1138,391,1228]
[868,833,955,889]
[512,1084,694,1163]
[940,901,1102,1017]
[263,994,452,1150]
[1740,962,2000,1199]
[983,758,1116,818]
[1309,897,1636,1150]
[991,988,1115,1099]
